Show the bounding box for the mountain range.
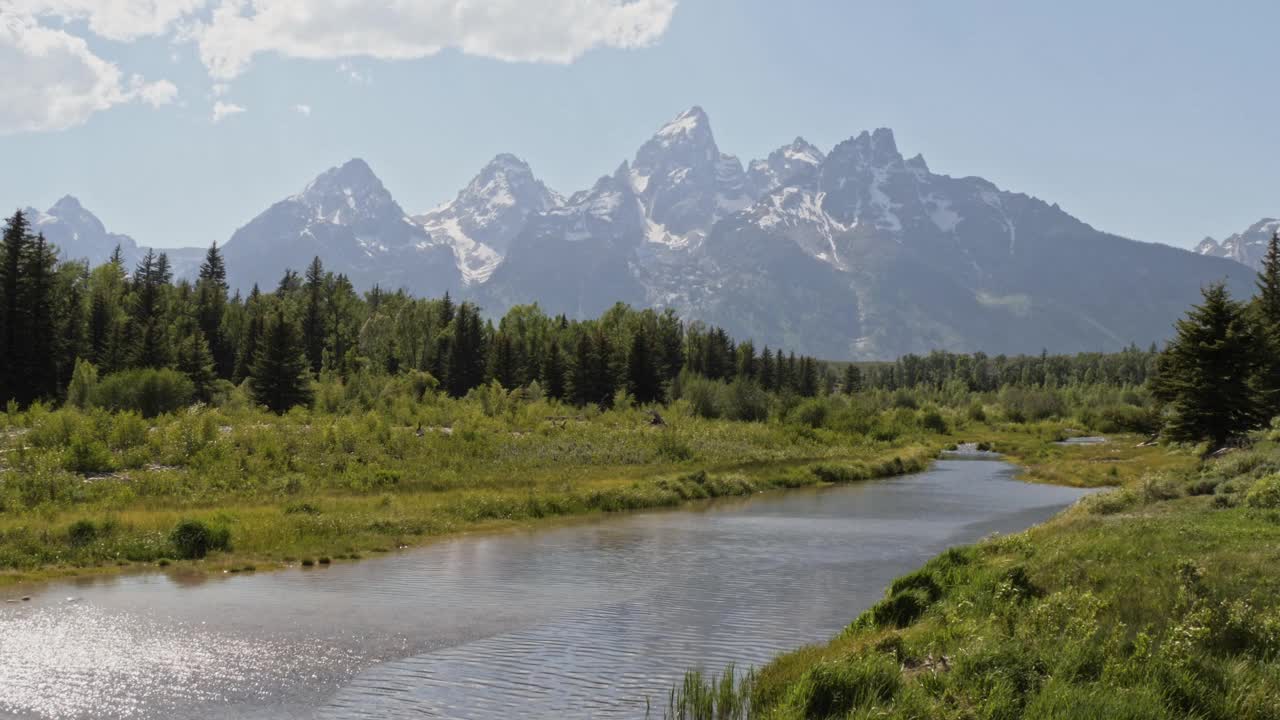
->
[1195,218,1280,270]
[13,107,1265,359]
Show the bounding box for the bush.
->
[724,378,769,422]
[169,519,230,559]
[1246,475,1280,509]
[1001,387,1066,423]
[93,368,195,417]
[682,376,725,420]
[66,519,98,547]
[1085,404,1160,435]
[65,358,99,409]
[63,433,114,473]
[920,409,948,434]
[788,398,830,429]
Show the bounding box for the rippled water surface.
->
[1,460,1090,719]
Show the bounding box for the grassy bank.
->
[0,396,971,587]
[666,439,1280,719]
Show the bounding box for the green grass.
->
[0,396,955,586]
[667,440,1280,719]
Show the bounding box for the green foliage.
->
[1245,475,1280,509]
[792,655,901,717]
[169,519,230,559]
[92,368,195,417]
[65,358,99,409]
[63,432,114,473]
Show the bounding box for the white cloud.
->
[211,100,245,122]
[293,103,310,116]
[193,0,678,80]
[0,12,178,134]
[336,61,369,84]
[10,0,209,41]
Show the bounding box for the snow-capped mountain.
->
[415,154,562,285]
[23,196,141,266]
[222,158,462,294]
[1196,218,1280,270]
[17,106,1258,359]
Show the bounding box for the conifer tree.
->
[249,308,313,413]
[843,364,863,395]
[0,210,31,402]
[302,256,326,375]
[196,242,233,378]
[1252,231,1280,413]
[233,285,264,384]
[490,332,520,389]
[22,233,60,401]
[543,340,566,400]
[176,323,218,401]
[627,326,662,404]
[759,347,776,391]
[1152,283,1265,449]
[130,248,172,368]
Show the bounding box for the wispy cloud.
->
[212,101,246,123]
[294,103,312,117]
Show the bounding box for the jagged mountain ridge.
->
[12,107,1258,359]
[1196,218,1280,270]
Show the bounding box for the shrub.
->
[857,588,933,629]
[1246,475,1280,509]
[655,431,695,462]
[108,411,149,450]
[1001,387,1066,423]
[724,378,769,422]
[65,359,99,409]
[63,433,114,473]
[789,398,830,429]
[66,519,98,547]
[169,519,230,559]
[920,409,948,434]
[93,368,195,417]
[683,376,725,420]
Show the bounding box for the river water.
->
[0,459,1090,719]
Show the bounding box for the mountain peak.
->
[297,158,397,215]
[828,128,904,170]
[648,106,716,151]
[52,195,85,213]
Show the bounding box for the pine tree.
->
[626,326,662,404]
[130,248,172,368]
[196,242,233,379]
[569,332,597,407]
[22,233,60,401]
[302,256,325,375]
[843,364,863,395]
[490,332,520,389]
[1152,283,1265,449]
[1252,231,1280,413]
[798,356,820,397]
[0,210,31,402]
[176,324,218,401]
[233,285,264,384]
[759,347,775,391]
[249,308,313,413]
[543,340,566,400]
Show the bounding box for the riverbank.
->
[672,439,1280,719]
[3,399,1003,587]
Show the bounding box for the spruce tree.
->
[233,285,264,384]
[843,364,863,395]
[196,242,233,378]
[302,256,326,375]
[176,324,218,401]
[22,233,60,402]
[1252,231,1280,413]
[569,332,597,407]
[249,308,313,413]
[543,340,566,400]
[626,327,662,404]
[131,248,172,369]
[0,210,31,402]
[1152,283,1265,449]
[759,347,775,391]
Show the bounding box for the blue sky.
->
[2,0,1276,250]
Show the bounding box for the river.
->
[0,459,1091,719]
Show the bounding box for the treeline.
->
[0,210,837,413]
[849,345,1158,394]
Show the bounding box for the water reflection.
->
[0,460,1090,719]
